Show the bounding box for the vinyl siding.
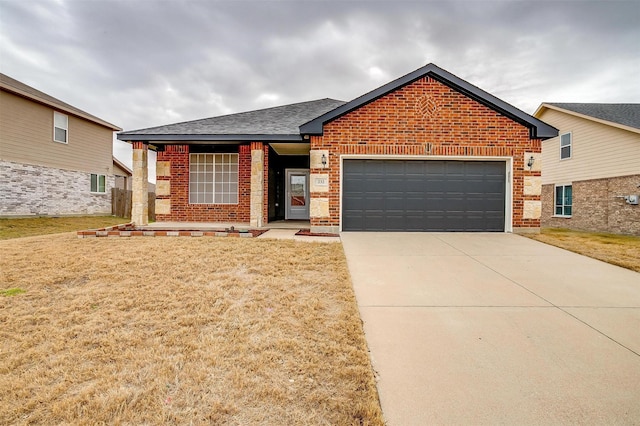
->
[113,161,131,177]
[0,90,114,175]
[538,108,640,185]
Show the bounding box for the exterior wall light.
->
[321,153,327,168]
[527,156,535,170]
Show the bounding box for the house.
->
[534,103,640,235]
[117,63,557,233]
[113,157,132,190]
[0,73,122,217]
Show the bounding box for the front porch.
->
[119,99,344,232]
[129,141,318,229]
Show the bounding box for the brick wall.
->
[155,144,252,222]
[0,160,113,216]
[542,174,640,235]
[310,76,541,230]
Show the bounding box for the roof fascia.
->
[116,133,303,142]
[300,63,558,140]
[0,82,122,131]
[535,103,640,135]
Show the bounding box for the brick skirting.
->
[77,223,265,238]
[541,174,640,235]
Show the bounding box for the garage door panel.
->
[404,180,425,192]
[445,161,466,174]
[384,161,406,175]
[405,160,425,173]
[405,197,426,210]
[343,159,506,232]
[383,179,404,191]
[364,196,384,210]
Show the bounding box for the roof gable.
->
[534,103,640,134]
[118,98,345,142]
[0,73,121,131]
[300,63,558,140]
[113,157,132,176]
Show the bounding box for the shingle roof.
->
[119,63,562,143]
[118,98,346,141]
[0,73,121,131]
[545,103,640,130]
[301,63,558,140]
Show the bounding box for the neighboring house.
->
[113,157,132,190]
[534,103,640,235]
[0,73,122,217]
[118,63,557,233]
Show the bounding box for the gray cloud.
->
[2,0,639,173]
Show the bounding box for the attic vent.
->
[416,94,439,120]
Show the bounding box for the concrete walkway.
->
[341,232,640,425]
[257,228,340,243]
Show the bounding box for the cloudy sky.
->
[1,0,638,179]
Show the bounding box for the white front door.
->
[285,169,310,220]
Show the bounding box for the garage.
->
[342,159,506,231]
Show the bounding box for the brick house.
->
[0,73,121,217]
[118,63,557,233]
[534,103,640,235]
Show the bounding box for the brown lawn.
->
[0,234,383,425]
[0,216,128,240]
[526,228,640,273]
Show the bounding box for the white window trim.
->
[91,173,107,194]
[189,153,239,205]
[559,132,572,160]
[553,183,572,218]
[53,111,68,144]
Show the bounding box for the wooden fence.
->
[112,188,156,221]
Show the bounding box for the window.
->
[54,111,68,143]
[189,153,238,204]
[555,185,572,217]
[91,174,106,193]
[560,132,571,159]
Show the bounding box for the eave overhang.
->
[534,103,640,136]
[0,81,121,131]
[300,63,558,140]
[116,133,303,143]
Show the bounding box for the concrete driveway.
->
[341,232,640,425]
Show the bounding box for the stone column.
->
[523,152,542,221]
[131,141,149,226]
[250,142,264,228]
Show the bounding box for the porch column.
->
[131,141,148,226]
[250,141,264,227]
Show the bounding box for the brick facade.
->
[542,174,640,236]
[155,144,253,222]
[155,142,270,224]
[0,159,113,216]
[310,76,541,231]
[147,75,544,229]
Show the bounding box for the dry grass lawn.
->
[526,228,640,272]
[0,216,128,240]
[0,234,383,425]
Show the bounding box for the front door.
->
[285,169,310,220]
